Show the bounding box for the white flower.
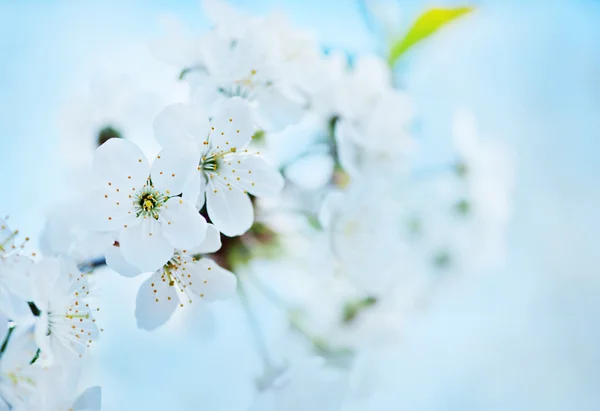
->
[191,32,305,132]
[30,258,99,365]
[89,138,207,271]
[7,356,101,411]
[267,115,335,191]
[154,97,284,237]
[57,41,188,190]
[332,55,414,176]
[106,224,237,331]
[40,201,113,264]
[0,218,33,321]
[453,108,514,229]
[318,180,409,295]
[151,4,305,132]
[17,370,101,411]
[0,328,39,409]
[451,108,514,268]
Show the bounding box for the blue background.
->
[1,1,600,410]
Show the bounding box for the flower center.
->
[200,154,219,172]
[217,69,262,99]
[134,189,167,219]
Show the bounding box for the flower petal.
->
[188,257,237,301]
[182,170,206,210]
[105,244,143,277]
[253,86,305,132]
[189,224,221,254]
[93,138,149,189]
[135,272,179,331]
[34,313,55,365]
[209,97,254,150]
[119,220,174,272]
[161,198,208,250]
[86,189,136,232]
[73,386,102,411]
[0,284,32,322]
[318,191,344,229]
[223,154,284,197]
[206,179,254,237]
[334,120,361,177]
[150,146,199,195]
[154,103,210,149]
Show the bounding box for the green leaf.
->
[388,7,474,65]
[342,296,378,323]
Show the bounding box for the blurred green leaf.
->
[388,7,474,65]
[342,296,378,323]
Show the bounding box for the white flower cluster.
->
[1,0,513,409]
[0,218,101,410]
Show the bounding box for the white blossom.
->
[0,219,33,321]
[0,329,39,409]
[152,2,306,132]
[89,138,207,271]
[30,258,99,365]
[154,97,284,237]
[106,225,236,330]
[333,55,415,177]
[40,202,112,264]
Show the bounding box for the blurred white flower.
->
[58,38,188,190]
[106,225,236,331]
[267,115,335,191]
[40,202,112,264]
[451,108,514,269]
[30,258,99,366]
[154,98,284,237]
[13,363,101,411]
[330,56,414,179]
[0,328,39,409]
[88,138,207,272]
[152,3,306,132]
[0,218,33,321]
[318,180,409,295]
